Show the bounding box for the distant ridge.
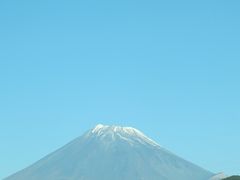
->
[223,176,240,180]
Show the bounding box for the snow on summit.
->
[5,124,216,180]
[89,124,160,147]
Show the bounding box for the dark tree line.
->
[223,176,240,180]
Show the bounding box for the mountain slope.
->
[5,124,214,180]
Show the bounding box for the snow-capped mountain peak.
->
[4,124,215,180]
[89,124,159,147]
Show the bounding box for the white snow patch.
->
[90,124,160,147]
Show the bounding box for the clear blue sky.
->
[0,0,239,179]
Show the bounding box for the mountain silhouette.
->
[5,124,215,180]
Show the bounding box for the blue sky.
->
[0,0,239,178]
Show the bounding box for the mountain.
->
[5,124,216,180]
